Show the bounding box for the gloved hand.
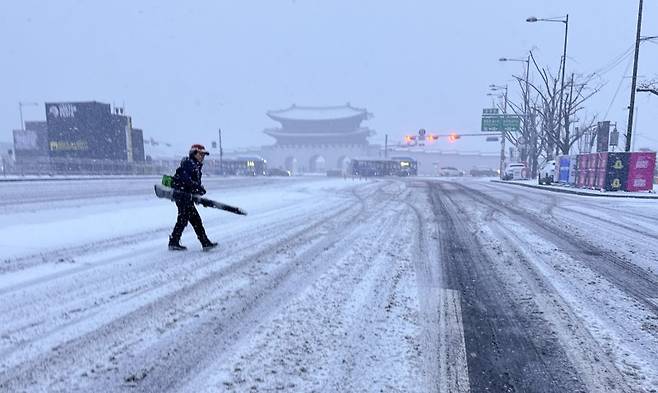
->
[197,186,207,196]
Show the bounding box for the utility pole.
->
[384,134,388,159]
[626,0,643,152]
[218,128,224,175]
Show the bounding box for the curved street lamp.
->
[499,54,532,162]
[489,84,510,179]
[527,14,568,156]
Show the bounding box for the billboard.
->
[626,152,656,192]
[604,152,629,191]
[557,155,576,184]
[46,102,128,160]
[596,121,610,153]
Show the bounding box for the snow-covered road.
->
[0,177,656,392]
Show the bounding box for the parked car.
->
[502,162,528,180]
[537,160,556,185]
[267,168,291,176]
[470,167,498,177]
[438,167,463,177]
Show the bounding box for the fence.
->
[2,157,180,177]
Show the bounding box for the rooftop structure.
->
[264,104,374,145]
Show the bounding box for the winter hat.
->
[190,144,210,156]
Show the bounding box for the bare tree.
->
[526,53,561,158]
[505,81,544,176]
[525,53,602,158]
[558,73,602,154]
[638,79,658,96]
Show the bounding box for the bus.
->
[390,156,418,176]
[215,156,268,176]
[349,157,417,177]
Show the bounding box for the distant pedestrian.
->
[168,144,218,251]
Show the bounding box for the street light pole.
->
[527,14,569,155]
[500,55,533,164]
[626,0,644,152]
[218,128,223,175]
[558,15,569,155]
[490,84,508,178]
[502,85,508,174]
[18,102,39,130]
[19,103,24,131]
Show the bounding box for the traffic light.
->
[426,134,439,143]
[403,135,417,145]
[448,133,461,143]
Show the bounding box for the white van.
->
[502,163,528,180]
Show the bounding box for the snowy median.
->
[493,179,658,199]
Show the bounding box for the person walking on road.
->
[168,144,218,251]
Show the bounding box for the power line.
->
[591,45,635,77]
[604,53,635,119]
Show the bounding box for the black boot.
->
[200,238,218,251]
[168,236,187,251]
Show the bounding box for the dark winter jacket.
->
[172,156,206,197]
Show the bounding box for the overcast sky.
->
[1,0,656,153]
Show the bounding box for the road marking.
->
[438,288,470,393]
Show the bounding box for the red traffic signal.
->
[426,134,439,143]
[448,133,461,143]
[403,135,417,144]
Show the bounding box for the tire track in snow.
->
[405,181,470,393]
[0,181,386,392]
[429,181,587,392]
[488,221,645,392]
[85,180,398,392]
[0,193,356,362]
[479,181,658,229]
[187,185,421,392]
[452,181,658,315]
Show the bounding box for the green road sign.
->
[481,112,521,132]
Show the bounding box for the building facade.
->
[12,121,49,163]
[45,101,144,162]
[261,104,379,173]
[131,128,145,162]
